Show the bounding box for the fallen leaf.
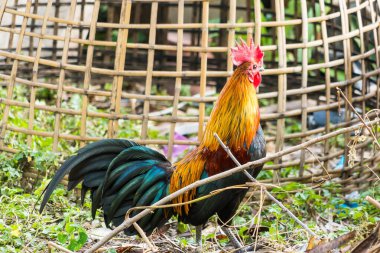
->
[116,246,142,253]
[306,231,356,253]
[215,234,227,240]
[306,236,318,251]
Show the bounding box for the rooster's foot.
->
[195,225,203,252]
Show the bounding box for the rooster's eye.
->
[253,64,257,69]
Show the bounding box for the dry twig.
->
[365,196,380,210]
[213,133,317,238]
[85,118,380,253]
[365,165,380,181]
[306,231,356,253]
[132,222,157,252]
[48,241,74,253]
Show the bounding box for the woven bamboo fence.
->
[0,0,380,192]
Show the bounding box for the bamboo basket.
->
[0,0,380,192]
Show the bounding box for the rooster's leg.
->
[195,225,202,248]
[195,225,203,252]
[221,226,245,252]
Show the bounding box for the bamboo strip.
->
[3,21,380,54]
[108,0,132,138]
[2,48,373,77]
[141,1,158,140]
[319,0,332,173]
[197,1,209,140]
[0,90,376,124]
[3,0,378,30]
[79,0,100,147]
[77,0,85,65]
[52,0,59,61]
[0,26,363,53]
[355,0,368,184]
[299,0,308,176]
[274,0,287,183]
[6,0,17,64]
[28,0,38,64]
[2,69,378,102]
[2,41,380,77]
[52,0,77,152]
[0,0,8,22]
[226,0,236,74]
[369,0,380,109]
[339,0,353,172]
[167,0,185,160]
[253,0,261,45]
[370,0,380,187]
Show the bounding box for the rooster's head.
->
[231,38,264,88]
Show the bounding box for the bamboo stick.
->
[167,0,185,160]
[52,0,77,151]
[299,0,309,176]
[79,0,100,147]
[197,0,209,140]
[108,0,132,138]
[274,0,287,183]
[141,1,158,140]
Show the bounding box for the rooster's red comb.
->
[231,38,263,66]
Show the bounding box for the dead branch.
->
[47,241,74,253]
[126,184,249,212]
[306,231,356,253]
[365,196,380,210]
[213,132,317,238]
[85,118,380,253]
[365,165,380,181]
[132,222,157,252]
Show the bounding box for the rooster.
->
[40,38,266,251]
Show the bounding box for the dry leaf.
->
[306,231,356,253]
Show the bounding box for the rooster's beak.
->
[259,67,264,72]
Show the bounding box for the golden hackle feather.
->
[169,62,260,216]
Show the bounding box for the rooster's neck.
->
[200,66,260,151]
[170,66,261,216]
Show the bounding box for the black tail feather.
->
[39,138,173,236]
[39,139,139,213]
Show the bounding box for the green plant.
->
[259,182,380,244]
[56,217,88,251]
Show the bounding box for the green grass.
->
[0,183,93,252]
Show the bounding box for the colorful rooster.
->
[40,38,266,251]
